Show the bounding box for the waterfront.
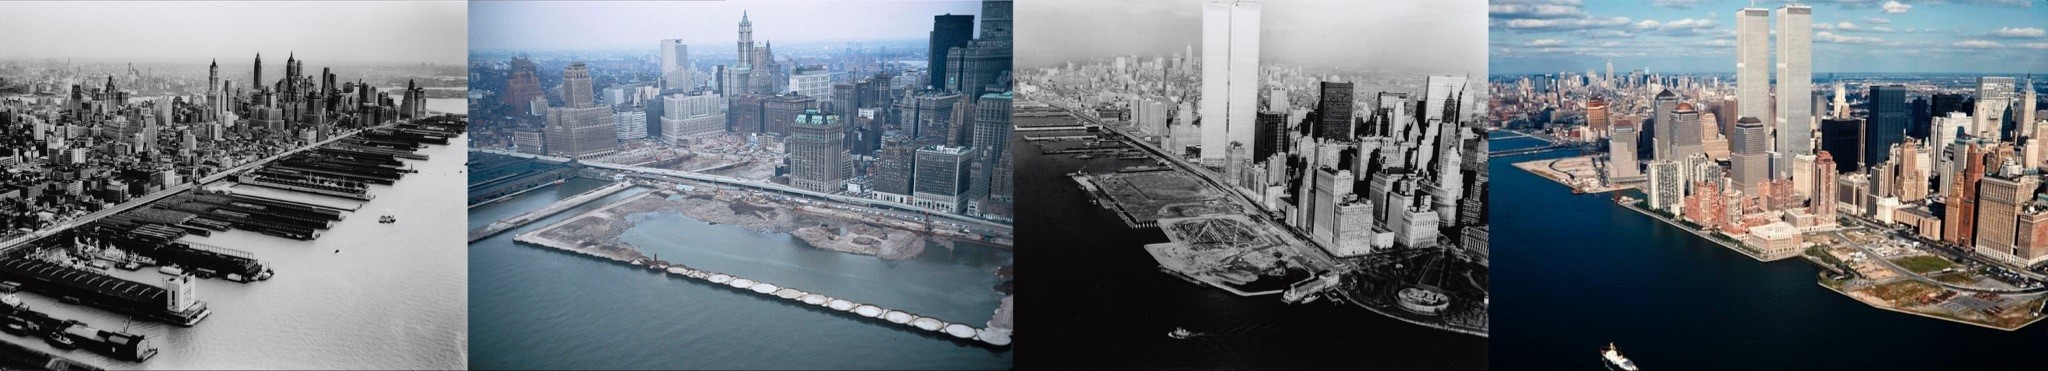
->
[0,134,469,369]
[1490,134,2048,369]
[469,178,1012,369]
[1014,115,1486,369]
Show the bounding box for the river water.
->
[467,178,1012,369]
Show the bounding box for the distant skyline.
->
[468,0,982,53]
[1491,0,2048,75]
[0,1,466,65]
[1018,0,1487,75]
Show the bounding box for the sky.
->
[1017,0,1488,75]
[0,1,467,65]
[1490,0,2048,75]
[467,0,983,53]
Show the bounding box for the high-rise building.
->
[973,92,1013,205]
[1818,117,1864,173]
[1198,0,1260,166]
[1946,143,1986,245]
[1586,98,1610,137]
[661,93,726,143]
[660,39,692,91]
[873,136,916,203]
[912,145,971,213]
[1976,173,2039,259]
[1316,81,1353,140]
[1977,76,2016,138]
[790,66,832,100]
[1868,85,1908,166]
[1735,7,1770,124]
[562,62,597,109]
[1610,122,1641,181]
[614,110,647,140]
[1774,5,1813,180]
[1731,117,1771,195]
[1813,151,1838,222]
[1254,111,1286,161]
[1651,89,1680,161]
[505,57,544,114]
[1648,160,1686,213]
[929,14,975,90]
[788,109,849,193]
[1671,102,1704,159]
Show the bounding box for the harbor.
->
[0,116,470,369]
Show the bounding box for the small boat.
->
[379,215,397,224]
[45,332,76,349]
[1167,327,1199,340]
[1602,342,1639,371]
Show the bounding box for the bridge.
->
[472,149,1014,235]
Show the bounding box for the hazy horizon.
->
[0,1,467,65]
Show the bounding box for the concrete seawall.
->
[510,233,1013,347]
[468,181,634,242]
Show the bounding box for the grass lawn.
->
[1892,255,1957,274]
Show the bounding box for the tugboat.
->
[1601,342,1639,371]
[1167,327,1199,340]
[379,215,396,224]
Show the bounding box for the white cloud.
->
[2024,43,2048,50]
[1816,31,1887,44]
[1881,1,1912,13]
[1991,27,2047,38]
[1530,38,1567,47]
[1504,16,1632,31]
[1866,17,1892,24]
[1953,40,2004,49]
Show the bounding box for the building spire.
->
[742,10,750,25]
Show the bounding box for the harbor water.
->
[468,179,1012,369]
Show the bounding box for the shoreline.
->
[1514,158,2046,330]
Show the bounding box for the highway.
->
[472,148,1014,234]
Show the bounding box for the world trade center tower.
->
[1774,5,1811,180]
[1199,0,1260,167]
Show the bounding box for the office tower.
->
[253,53,263,90]
[731,12,781,96]
[1813,151,1838,221]
[1648,161,1685,213]
[929,14,975,90]
[1868,85,1908,167]
[905,93,962,145]
[1254,112,1286,161]
[1423,75,1468,124]
[1976,173,2039,259]
[1732,117,1770,195]
[913,145,971,213]
[1833,82,1849,119]
[1611,122,1641,180]
[1896,139,1928,202]
[979,0,1012,43]
[1199,0,1260,166]
[789,109,848,193]
[614,110,647,140]
[1650,90,1679,161]
[1774,5,1812,179]
[1947,143,1985,245]
[1978,77,2016,138]
[661,93,726,143]
[1911,96,1933,139]
[790,66,832,99]
[1671,102,1704,159]
[1819,117,1863,173]
[661,39,692,91]
[1586,98,1610,137]
[973,92,1013,204]
[544,63,617,159]
[563,62,596,109]
[873,136,916,203]
[208,59,219,98]
[505,57,544,112]
[1317,81,1354,140]
[1735,7,1770,124]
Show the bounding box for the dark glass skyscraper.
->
[1316,81,1354,140]
[1819,117,1864,173]
[1867,85,1908,167]
[928,14,975,90]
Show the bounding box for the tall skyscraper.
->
[1735,7,1770,125]
[1868,85,1908,167]
[660,39,692,91]
[1316,81,1353,140]
[1671,102,1704,159]
[563,62,596,109]
[1731,117,1770,195]
[253,53,263,90]
[1198,0,1260,166]
[1819,117,1864,173]
[929,14,975,90]
[1610,122,1641,180]
[788,109,848,193]
[1812,151,1837,221]
[1651,89,1679,161]
[662,93,726,143]
[1978,76,2016,138]
[1775,5,1812,180]
[913,145,971,213]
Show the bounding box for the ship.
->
[1167,327,1200,339]
[379,215,396,224]
[1601,342,1638,371]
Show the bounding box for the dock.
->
[509,232,1013,347]
[467,181,635,243]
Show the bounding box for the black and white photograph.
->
[0,1,468,369]
[1013,0,1489,369]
